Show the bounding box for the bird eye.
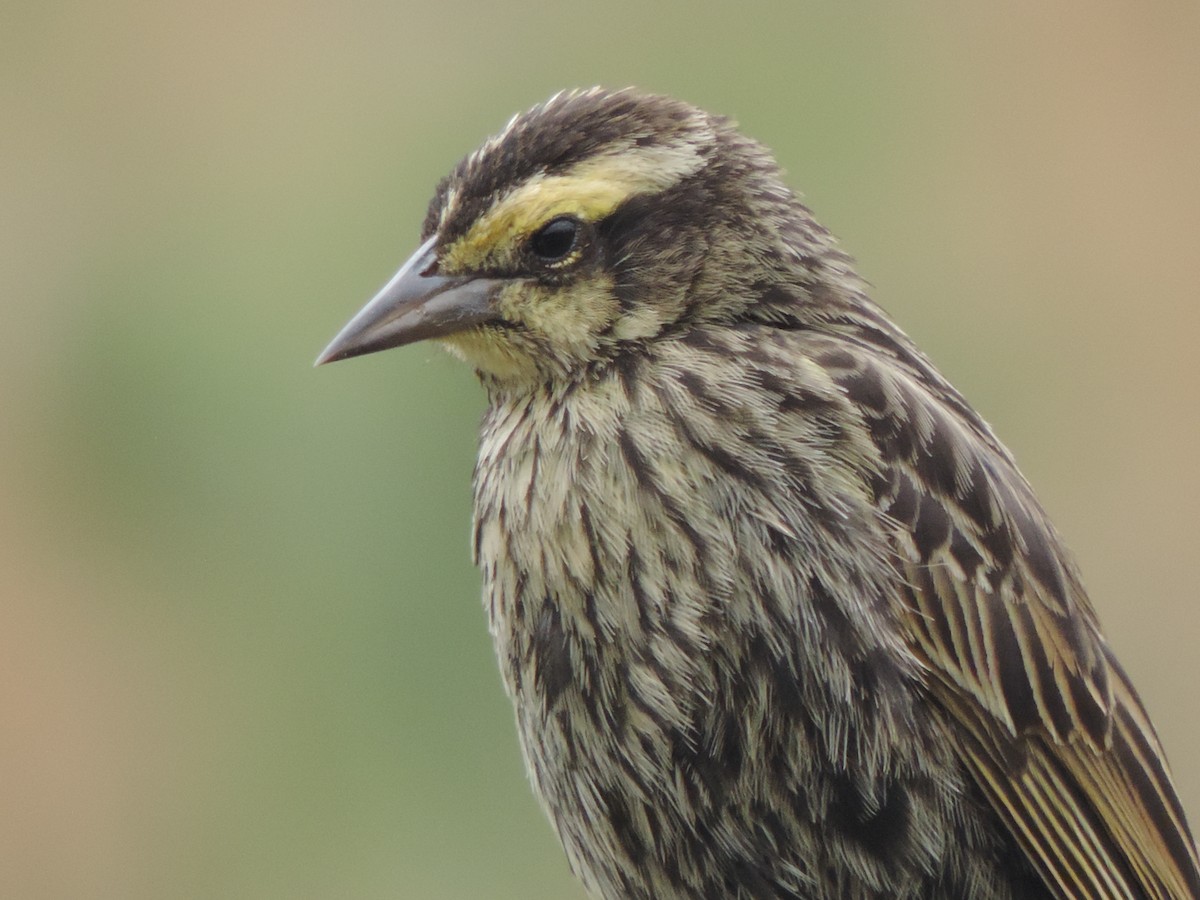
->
[528,216,580,263]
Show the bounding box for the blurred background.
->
[2,2,1198,897]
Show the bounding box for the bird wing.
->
[832,351,1200,900]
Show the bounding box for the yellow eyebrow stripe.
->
[442,140,707,270]
[442,174,628,270]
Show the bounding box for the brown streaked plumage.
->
[318,88,1199,899]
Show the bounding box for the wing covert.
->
[827,349,1200,900]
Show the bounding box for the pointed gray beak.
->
[315,237,503,366]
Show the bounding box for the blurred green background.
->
[2,2,1198,898]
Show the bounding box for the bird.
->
[317,88,1199,899]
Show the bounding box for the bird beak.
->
[315,236,503,365]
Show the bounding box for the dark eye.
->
[529,216,580,262]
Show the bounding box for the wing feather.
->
[829,351,1200,900]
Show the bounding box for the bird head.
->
[317,88,843,385]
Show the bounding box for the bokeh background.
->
[3,2,1198,897]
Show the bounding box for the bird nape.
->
[317,88,1199,900]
